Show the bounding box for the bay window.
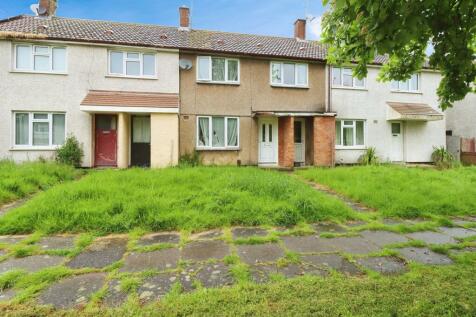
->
[197,116,239,149]
[196,56,240,83]
[391,74,420,92]
[108,51,156,77]
[332,67,365,88]
[336,120,365,148]
[271,62,308,87]
[13,112,66,148]
[14,44,67,73]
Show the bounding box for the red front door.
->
[95,115,117,167]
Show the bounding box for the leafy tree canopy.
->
[322,0,476,110]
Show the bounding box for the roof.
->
[0,15,328,61]
[81,90,179,108]
[387,102,443,121]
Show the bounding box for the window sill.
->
[335,146,366,150]
[10,70,68,76]
[390,90,422,95]
[271,84,309,89]
[10,147,58,151]
[106,75,158,80]
[196,81,240,86]
[332,86,367,91]
[195,147,241,151]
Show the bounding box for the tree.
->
[322,0,476,110]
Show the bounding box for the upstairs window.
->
[14,44,66,73]
[13,112,66,148]
[332,67,365,88]
[271,62,308,87]
[109,51,156,78]
[335,120,365,148]
[197,56,240,83]
[391,74,420,92]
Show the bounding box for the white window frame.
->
[270,61,309,88]
[12,112,66,150]
[390,74,420,93]
[335,119,366,149]
[196,116,240,150]
[108,50,157,78]
[13,43,68,74]
[196,56,240,84]
[331,66,366,89]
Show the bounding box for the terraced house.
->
[0,2,458,168]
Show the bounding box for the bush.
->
[431,146,455,169]
[178,151,201,167]
[56,135,84,167]
[358,147,379,165]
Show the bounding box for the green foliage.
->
[0,167,356,234]
[178,151,201,167]
[56,135,84,167]
[358,147,379,166]
[322,0,476,110]
[0,160,80,205]
[431,146,455,169]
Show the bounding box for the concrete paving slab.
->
[397,247,453,265]
[37,236,75,250]
[103,279,128,308]
[438,227,476,239]
[406,231,457,245]
[0,289,16,302]
[38,273,106,309]
[357,256,407,275]
[237,243,284,265]
[312,223,347,233]
[0,236,24,245]
[232,227,268,239]
[0,255,65,273]
[250,264,277,284]
[450,246,476,256]
[360,230,409,247]
[191,230,223,240]
[381,219,406,226]
[182,240,229,262]
[282,236,337,253]
[300,254,361,276]
[327,237,381,255]
[138,233,180,246]
[138,273,178,303]
[67,238,127,269]
[194,262,233,288]
[344,221,368,228]
[121,248,179,273]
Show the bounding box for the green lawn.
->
[0,160,81,206]
[0,167,358,235]
[297,165,476,218]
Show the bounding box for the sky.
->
[0,0,326,39]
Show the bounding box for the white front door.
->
[390,122,403,162]
[259,118,278,165]
[294,119,305,163]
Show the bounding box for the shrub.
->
[431,146,454,169]
[358,147,379,165]
[56,135,84,167]
[178,151,201,167]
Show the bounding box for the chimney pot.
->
[179,6,190,29]
[294,19,306,40]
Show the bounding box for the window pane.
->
[400,79,409,91]
[391,123,401,134]
[143,54,155,76]
[34,55,50,71]
[15,113,29,145]
[33,122,49,146]
[354,77,365,87]
[283,63,295,85]
[335,121,341,145]
[296,64,307,85]
[198,57,210,80]
[269,124,273,142]
[34,46,49,54]
[332,67,341,85]
[52,114,66,145]
[262,124,266,142]
[294,121,302,143]
[343,68,353,87]
[212,58,225,81]
[356,121,364,145]
[343,127,354,146]
[127,52,140,59]
[410,74,419,91]
[126,61,141,76]
[52,48,66,72]
[212,117,225,147]
[198,117,210,146]
[227,118,238,146]
[34,113,48,119]
[227,60,239,82]
[271,63,282,84]
[132,116,151,143]
[16,45,31,70]
[110,52,124,74]
[391,80,399,90]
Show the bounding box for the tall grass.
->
[0,167,357,235]
[0,160,81,206]
[297,165,476,218]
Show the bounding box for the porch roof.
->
[80,90,179,113]
[252,111,336,117]
[386,102,443,122]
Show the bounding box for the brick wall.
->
[278,116,294,168]
[313,116,335,167]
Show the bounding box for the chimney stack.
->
[294,19,306,41]
[179,6,190,30]
[38,0,57,17]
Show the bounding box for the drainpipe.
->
[327,64,332,113]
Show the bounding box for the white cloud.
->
[307,15,322,40]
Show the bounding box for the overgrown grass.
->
[0,160,82,206]
[297,165,476,218]
[0,167,358,235]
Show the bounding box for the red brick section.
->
[278,117,295,168]
[294,19,306,40]
[179,6,190,28]
[313,116,336,167]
